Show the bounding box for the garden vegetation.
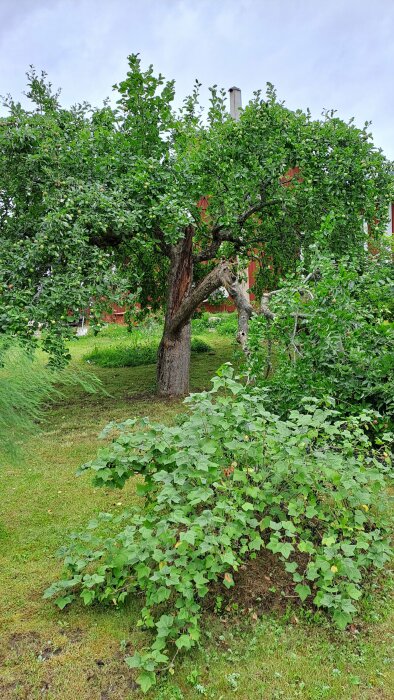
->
[0,56,393,697]
[45,249,393,693]
[0,56,392,395]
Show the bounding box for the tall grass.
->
[0,340,100,458]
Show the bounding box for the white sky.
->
[0,0,393,158]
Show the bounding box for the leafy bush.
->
[247,252,394,421]
[192,312,238,337]
[216,313,238,337]
[191,312,213,334]
[190,337,213,353]
[84,336,212,368]
[85,343,157,368]
[45,365,392,692]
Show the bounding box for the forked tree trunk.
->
[157,227,194,397]
[156,231,271,396]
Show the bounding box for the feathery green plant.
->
[0,338,100,459]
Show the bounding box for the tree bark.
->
[157,227,194,397]
[157,320,192,397]
[220,265,255,352]
[156,227,276,395]
[157,237,232,396]
[220,268,275,352]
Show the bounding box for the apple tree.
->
[0,57,392,395]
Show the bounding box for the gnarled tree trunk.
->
[156,231,267,397]
[157,227,194,397]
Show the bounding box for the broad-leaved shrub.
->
[45,365,392,692]
[247,252,394,422]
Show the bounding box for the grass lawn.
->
[0,327,393,700]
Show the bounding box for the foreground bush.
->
[45,365,392,692]
[84,336,212,368]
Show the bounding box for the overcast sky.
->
[1,0,393,158]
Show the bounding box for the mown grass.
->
[0,325,393,700]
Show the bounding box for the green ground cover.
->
[0,325,392,700]
[84,337,212,369]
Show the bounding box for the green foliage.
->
[94,315,164,339]
[0,341,57,456]
[46,366,392,690]
[1,58,392,366]
[191,312,238,337]
[0,337,101,457]
[248,248,394,421]
[215,315,239,337]
[84,336,212,368]
[189,338,212,353]
[84,343,157,368]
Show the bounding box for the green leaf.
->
[175,634,193,650]
[249,535,264,551]
[341,599,357,614]
[269,520,283,531]
[305,505,318,518]
[201,440,217,454]
[322,535,336,547]
[221,550,238,566]
[295,584,311,602]
[341,543,356,556]
[333,610,352,630]
[55,595,74,609]
[346,583,362,600]
[242,502,254,511]
[298,540,316,554]
[277,542,294,559]
[80,589,95,605]
[180,530,196,545]
[287,501,304,517]
[126,653,143,669]
[194,572,209,587]
[223,572,234,589]
[285,561,298,574]
[137,671,156,693]
[136,483,153,496]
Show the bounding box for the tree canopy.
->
[0,55,392,393]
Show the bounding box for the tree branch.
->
[193,238,223,263]
[193,195,280,263]
[169,257,277,353]
[219,268,274,351]
[260,292,275,319]
[168,260,229,335]
[219,265,254,352]
[153,226,172,257]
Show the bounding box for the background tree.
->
[0,57,392,396]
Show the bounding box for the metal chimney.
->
[229,86,242,121]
